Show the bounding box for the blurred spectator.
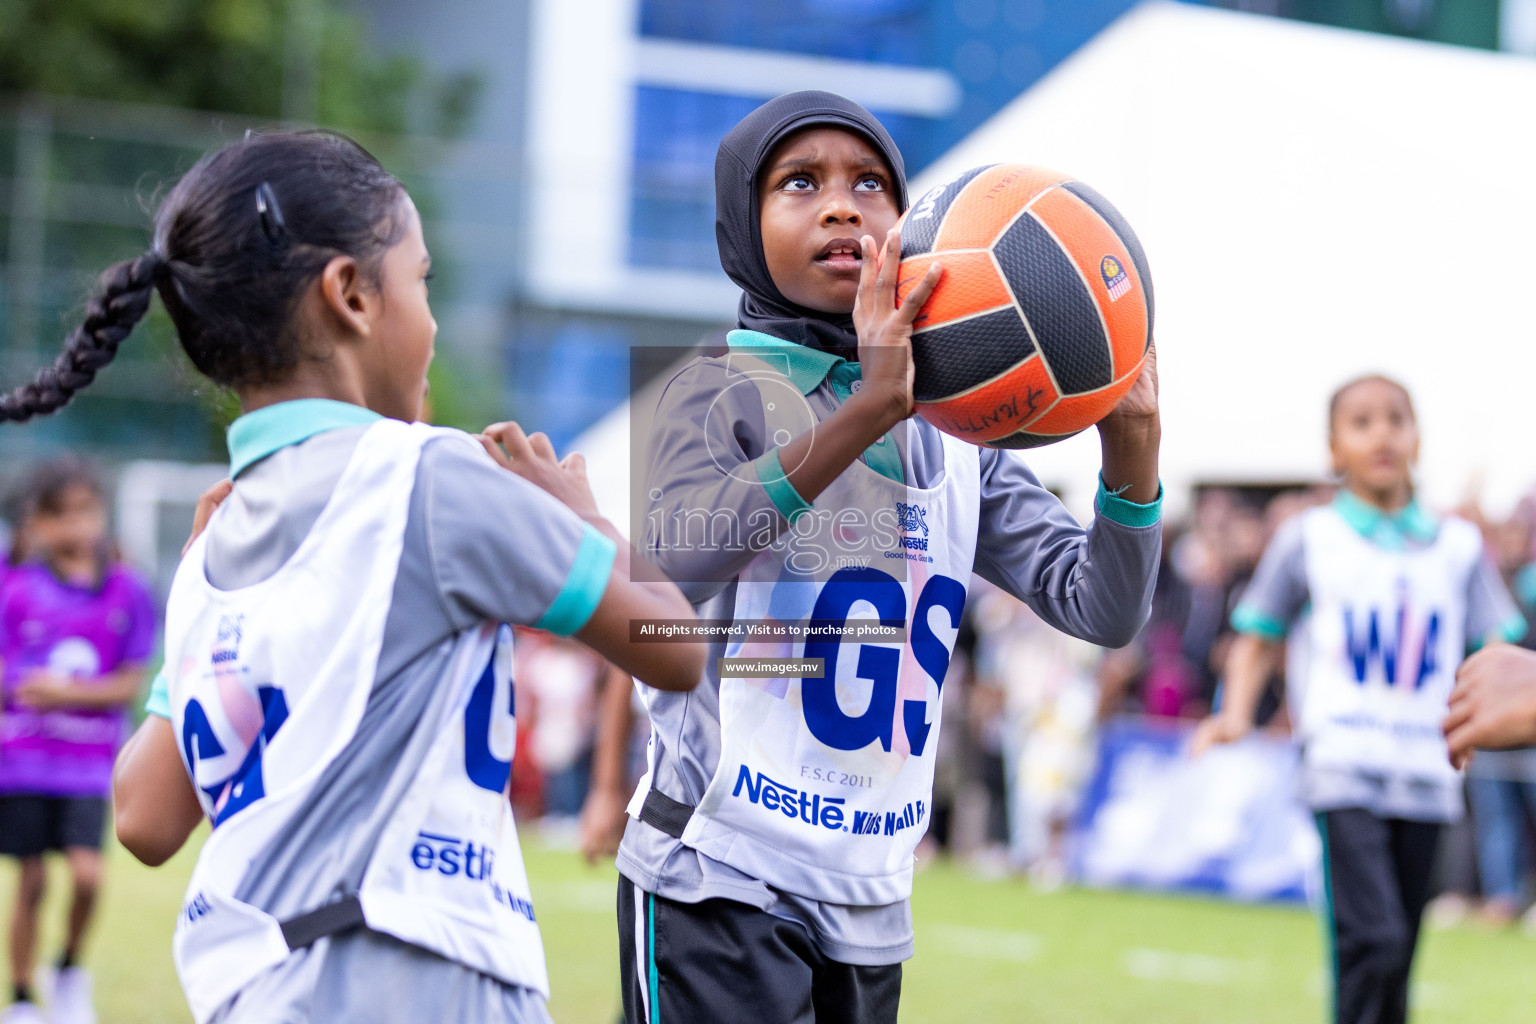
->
[515,630,604,828]
[917,607,979,861]
[1180,489,1267,712]
[972,585,1101,887]
[1101,486,1323,723]
[577,663,648,864]
[966,642,1010,874]
[1099,524,1197,719]
[1,457,156,1024]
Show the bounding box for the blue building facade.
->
[626,0,1143,276]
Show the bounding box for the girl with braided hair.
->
[3,129,704,1023]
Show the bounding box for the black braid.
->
[0,252,165,423]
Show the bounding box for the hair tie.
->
[145,250,171,283]
[255,181,288,244]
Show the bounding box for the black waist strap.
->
[640,788,695,840]
[280,894,366,951]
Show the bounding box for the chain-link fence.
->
[0,92,522,468]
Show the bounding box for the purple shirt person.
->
[0,562,156,797]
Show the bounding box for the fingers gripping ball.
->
[895,165,1154,448]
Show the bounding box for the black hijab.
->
[715,91,908,356]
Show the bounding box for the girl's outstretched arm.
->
[479,422,705,692]
[571,570,703,693]
[1190,633,1282,757]
[113,713,204,866]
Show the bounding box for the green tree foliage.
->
[0,0,479,136]
[0,0,487,464]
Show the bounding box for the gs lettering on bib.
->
[678,354,981,905]
[1297,506,1482,787]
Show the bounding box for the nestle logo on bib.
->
[896,501,930,552]
[895,502,929,535]
[216,614,244,646]
[733,765,846,831]
[732,765,930,840]
[211,613,245,669]
[179,891,213,928]
[411,830,535,922]
[412,830,496,879]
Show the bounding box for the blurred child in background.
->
[972,584,1101,886]
[1194,376,1523,1024]
[0,457,156,1024]
[516,630,603,829]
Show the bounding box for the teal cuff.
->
[1479,613,1530,650]
[1095,475,1163,529]
[535,525,617,636]
[754,448,813,523]
[1232,605,1288,641]
[1517,563,1536,609]
[144,668,171,720]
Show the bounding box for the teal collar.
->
[726,329,905,483]
[727,329,847,396]
[1333,488,1438,549]
[226,399,383,478]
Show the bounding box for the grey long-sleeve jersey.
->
[616,349,1162,965]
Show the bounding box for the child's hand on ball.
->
[1095,338,1160,504]
[1104,337,1159,425]
[851,227,940,429]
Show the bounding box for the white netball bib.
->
[1296,507,1480,786]
[667,355,981,905]
[163,422,546,1022]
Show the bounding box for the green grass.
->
[3,834,1535,1022]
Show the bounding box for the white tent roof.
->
[918,0,1536,517]
[577,1,1536,525]
[573,397,634,539]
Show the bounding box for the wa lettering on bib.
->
[162,422,547,1023]
[675,356,981,905]
[1297,507,1480,786]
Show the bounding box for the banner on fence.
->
[1072,717,1319,903]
